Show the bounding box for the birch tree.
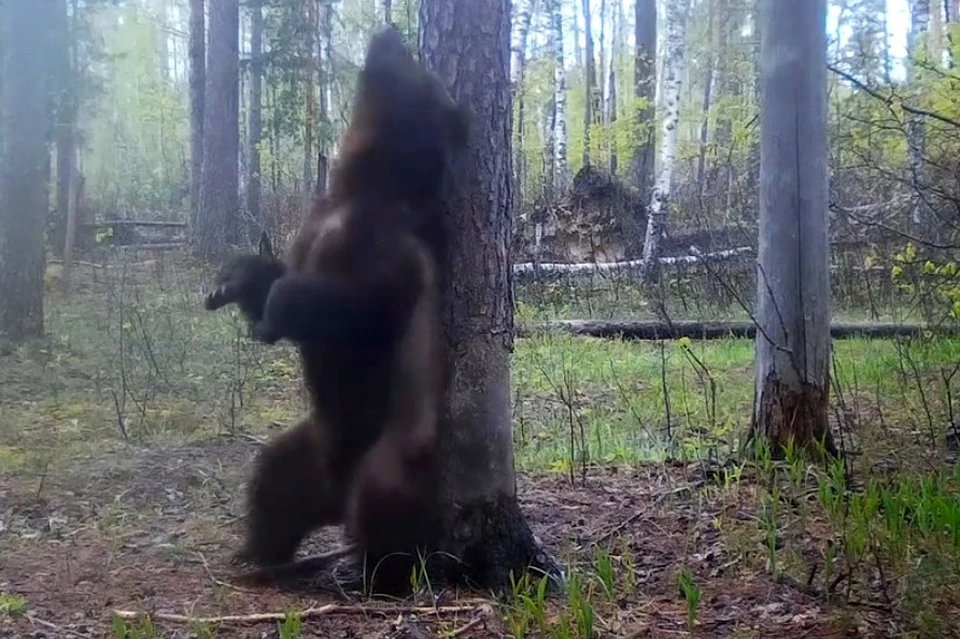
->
[640,0,689,281]
[607,0,622,174]
[906,0,930,226]
[550,0,568,190]
[751,0,836,457]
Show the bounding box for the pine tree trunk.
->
[198,0,240,257]
[418,0,560,590]
[247,0,263,240]
[189,0,205,231]
[0,0,51,343]
[631,0,656,251]
[53,0,76,259]
[641,0,689,282]
[751,0,836,458]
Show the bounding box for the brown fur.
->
[204,26,467,592]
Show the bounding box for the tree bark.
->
[582,0,597,168]
[381,0,392,23]
[640,0,689,282]
[607,0,621,174]
[189,0,205,231]
[53,0,75,259]
[302,0,317,211]
[197,0,240,257]
[319,0,334,190]
[0,0,51,343]
[906,0,930,228]
[61,144,79,294]
[550,0,568,190]
[696,0,718,190]
[750,0,836,458]
[947,0,959,68]
[419,0,559,590]
[631,0,656,252]
[247,0,263,241]
[510,0,535,201]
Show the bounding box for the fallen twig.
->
[27,614,92,638]
[195,551,256,594]
[111,603,483,626]
[448,611,491,637]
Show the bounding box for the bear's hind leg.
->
[237,416,346,567]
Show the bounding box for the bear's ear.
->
[364,25,410,69]
[258,231,274,258]
[358,26,418,101]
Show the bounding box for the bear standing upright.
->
[204,26,468,592]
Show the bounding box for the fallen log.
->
[517,319,959,341]
[513,247,754,280]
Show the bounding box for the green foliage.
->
[0,591,28,618]
[276,611,302,639]
[111,614,160,639]
[880,243,960,323]
[676,566,702,630]
[83,3,188,215]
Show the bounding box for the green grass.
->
[3,257,959,477]
[512,332,960,470]
[0,591,28,618]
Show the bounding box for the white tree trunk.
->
[551,0,568,189]
[906,0,930,226]
[640,0,689,280]
[752,0,835,456]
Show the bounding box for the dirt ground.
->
[0,438,904,638]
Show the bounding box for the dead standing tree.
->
[750,0,837,457]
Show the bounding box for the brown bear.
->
[204,25,468,593]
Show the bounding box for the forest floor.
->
[2,255,959,638]
[0,439,912,638]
